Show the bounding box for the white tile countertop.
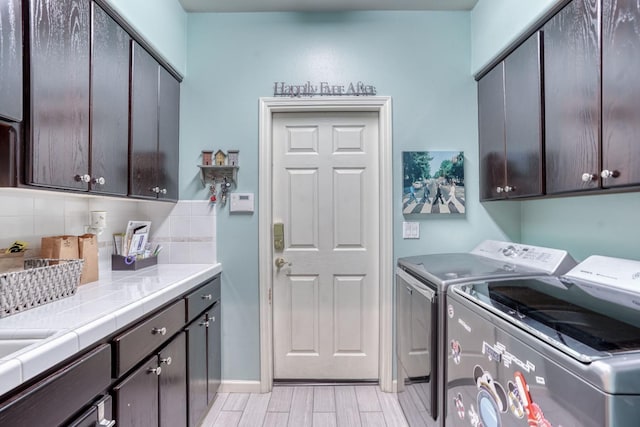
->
[0,263,221,398]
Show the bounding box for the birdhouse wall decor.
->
[227,150,239,166]
[214,150,227,166]
[202,150,214,166]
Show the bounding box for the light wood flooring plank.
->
[263,412,290,427]
[355,386,382,412]
[267,386,294,412]
[313,412,338,427]
[361,412,387,427]
[335,386,362,427]
[314,386,336,412]
[199,392,229,427]
[223,392,251,411]
[376,389,409,427]
[288,386,313,427]
[212,411,242,427]
[238,393,272,427]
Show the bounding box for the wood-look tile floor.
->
[199,385,410,427]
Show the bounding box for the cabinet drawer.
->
[0,344,111,427]
[114,300,185,377]
[185,275,220,323]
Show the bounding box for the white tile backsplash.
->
[0,189,218,270]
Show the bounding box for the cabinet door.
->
[504,31,544,198]
[113,355,160,427]
[544,0,600,194]
[0,0,22,122]
[130,41,159,199]
[602,0,640,188]
[90,3,129,195]
[158,67,180,201]
[187,315,208,427]
[28,0,90,190]
[207,303,221,402]
[159,332,187,427]
[478,62,506,201]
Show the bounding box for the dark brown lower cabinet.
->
[114,331,187,427]
[0,344,112,427]
[187,313,209,427]
[160,332,187,427]
[207,303,222,403]
[187,301,221,426]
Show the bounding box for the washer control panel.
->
[471,240,576,274]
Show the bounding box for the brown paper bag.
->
[78,234,99,284]
[40,235,79,260]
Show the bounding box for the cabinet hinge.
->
[268,288,272,305]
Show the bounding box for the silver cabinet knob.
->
[496,186,504,193]
[160,356,172,365]
[581,173,596,182]
[148,366,162,376]
[152,327,167,336]
[151,186,160,193]
[504,185,514,193]
[201,294,213,300]
[75,174,91,183]
[210,316,216,323]
[600,169,619,179]
[160,188,167,194]
[199,320,209,327]
[92,176,106,185]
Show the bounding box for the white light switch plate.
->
[402,221,420,239]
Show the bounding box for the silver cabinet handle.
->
[600,169,619,179]
[98,400,116,427]
[148,366,162,376]
[160,356,172,366]
[75,174,91,183]
[201,294,213,300]
[92,176,106,185]
[581,173,596,182]
[152,327,167,336]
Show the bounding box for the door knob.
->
[275,257,291,270]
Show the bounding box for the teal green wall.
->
[470,0,561,74]
[182,11,518,382]
[471,0,640,262]
[104,0,187,75]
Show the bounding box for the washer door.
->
[477,389,502,427]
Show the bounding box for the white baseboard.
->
[219,380,263,393]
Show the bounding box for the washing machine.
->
[446,255,640,427]
[396,240,576,427]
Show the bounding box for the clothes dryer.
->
[396,240,576,427]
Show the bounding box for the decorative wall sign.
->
[273,81,377,97]
[402,151,465,215]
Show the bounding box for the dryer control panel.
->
[470,240,576,275]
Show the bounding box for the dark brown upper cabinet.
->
[478,63,506,201]
[543,0,601,195]
[478,32,544,201]
[27,0,130,194]
[0,0,22,122]
[89,2,130,196]
[602,0,640,188]
[28,0,91,190]
[130,41,180,201]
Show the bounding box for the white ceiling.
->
[178,0,479,13]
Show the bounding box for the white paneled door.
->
[272,111,380,380]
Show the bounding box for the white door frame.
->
[258,96,393,393]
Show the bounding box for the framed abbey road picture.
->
[402,151,465,215]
